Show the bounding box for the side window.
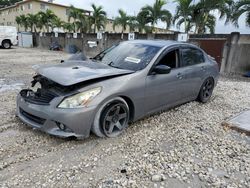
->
[157,49,179,69]
[181,48,205,67]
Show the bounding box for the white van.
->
[0,26,18,49]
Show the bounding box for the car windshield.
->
[92,42,161,71]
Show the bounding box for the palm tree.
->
[128,16,138,32]
[26,13,38,32]
[15,16,22,32]
[161,10,172,29]
[76,14,89,33]
[195,13,216,34]
[113,9,130,38]
[68,5,85,32]
[63,22,74,33]
[136,9,153,33]
[50,17,63,32]
[18,14,29,31]
[37,10,57,32]
[141,0,172,31]
[193,0,233,33]
[90,4,107,33]
[173,0,193,33]
[232,0,250,27]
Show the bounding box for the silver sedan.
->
[16,40,219,139]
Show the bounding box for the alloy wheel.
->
[102,103,129,137]
[202,79,214,100]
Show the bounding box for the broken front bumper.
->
[16,93,96,139]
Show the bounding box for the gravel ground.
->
[0,47,250,188]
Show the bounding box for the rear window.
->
[181,48,205,67]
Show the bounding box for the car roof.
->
[124,40,195,48]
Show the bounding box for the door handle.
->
[176,73,183,79]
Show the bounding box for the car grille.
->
[20,108,46,125]
[20,89,58,105]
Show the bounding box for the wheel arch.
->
[2,39,11,45]
[205,76,215,85]
[119,95,135,122]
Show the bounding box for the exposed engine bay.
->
[20,75,62,105]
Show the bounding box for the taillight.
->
[16,36,18,41]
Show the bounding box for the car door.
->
[180,46,207,99]
[145,48,187,114]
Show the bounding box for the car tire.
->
[2,40,11,49]
[197,77,215,103]
[91,97,129,138]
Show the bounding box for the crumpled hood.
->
[36,60,134,86]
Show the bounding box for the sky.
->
[57,0,249,34]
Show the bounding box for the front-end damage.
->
[20,75,67,105]
[16,60,135,138]
[16,75,97,139]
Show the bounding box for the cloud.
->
[56,0,249,34]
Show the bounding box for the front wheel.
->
[197,77,215,103]
[92,97,129,138]
[2,40,11,49]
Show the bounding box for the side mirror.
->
[61,60,65,63]
[153,65,171,74]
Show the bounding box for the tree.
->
[113,9,130,38]
[232,0,250,27]
[0,0,21,8]
[75,14,89,33]
[50,17,63,32]
[15,16,21,32]
[161,10,172,29]
[194,13,216,34]
[193,0,234,33]
[26,13,38,32]
[136,9,153,33]
[63,22,74,33]
[128,16,138,32]
[17,14,28,32]
[172,0,233,34]
[173,0,193,33]
[90,4,107,33]
[141,0,172,31]
[37,10,57,32]
[68,5,85,32]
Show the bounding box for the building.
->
[0,0,91,31]
[0,0,173,34]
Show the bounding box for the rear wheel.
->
[197,77,214,103]
[2,40,11,49]
[92,97,129,138]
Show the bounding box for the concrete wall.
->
[189,33,250,74]
[221,33,250,74]
[34,32,250,74]
[35,32,177,57]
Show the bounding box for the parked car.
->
[16,40,219,139]
[49,41,62,51]
[0,26,18,49]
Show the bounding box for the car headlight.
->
[58,87,101,108]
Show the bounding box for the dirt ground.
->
[0,47,249,188]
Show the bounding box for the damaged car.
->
[16,40,219,139]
